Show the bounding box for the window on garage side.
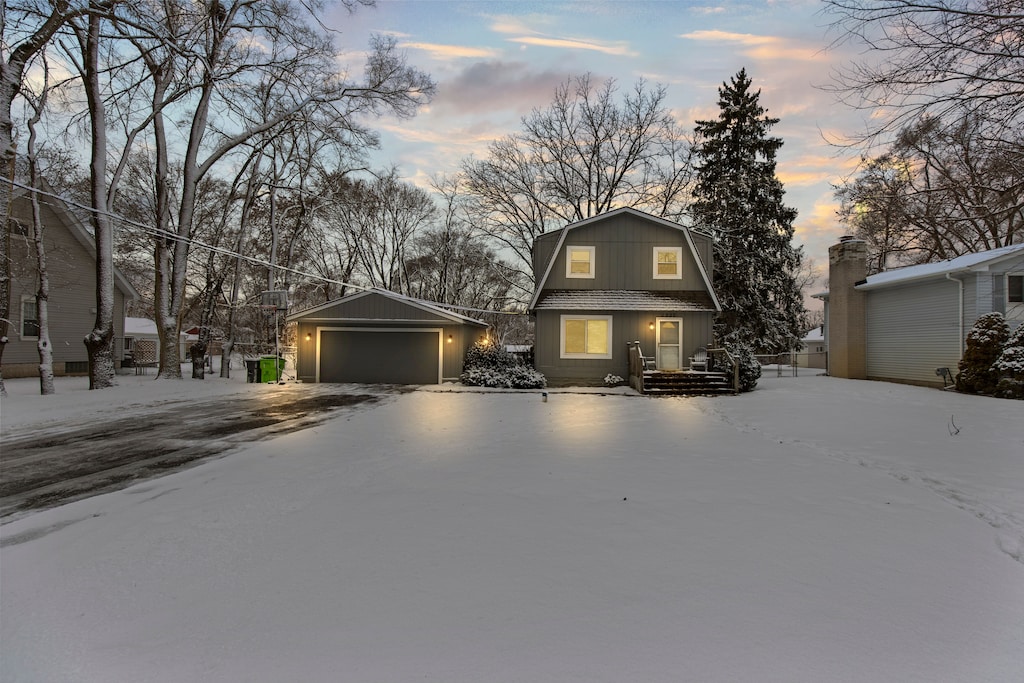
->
[653,246,682,279]
[566,246,595,278]
[561,315,612,358]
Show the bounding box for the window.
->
[653,247,683,279]
[560,315,612,359]
[21,296,39,339]
[7,218,29,238]
[1009,274,1023,303]
[566,246,595,278]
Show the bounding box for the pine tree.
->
[692,69,805,354]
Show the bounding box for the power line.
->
[6,178,524,316]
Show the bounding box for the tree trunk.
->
[82,9,116,390]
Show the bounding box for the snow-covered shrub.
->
[956,312,1009,394]
[604,373,624,387]
[728,344,761,392]
[993,323,1024,399]
[460,341,546,389]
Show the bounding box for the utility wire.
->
[6,178,524,316]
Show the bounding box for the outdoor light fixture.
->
[649,321,655,330]
[305,333,312,341]
[447,334,453,344]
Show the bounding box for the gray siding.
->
[539,214,710,292]
[5,194,129,375]
[291,291,485,381]
[866,280,961,385]
[534,309,713,385]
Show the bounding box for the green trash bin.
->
[259,355,285,383]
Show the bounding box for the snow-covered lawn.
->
[2,373,1023,682]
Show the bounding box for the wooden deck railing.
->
[708,347,740,393]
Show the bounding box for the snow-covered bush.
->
[730,344,761,392]
[956,312,1009,395]
[460,341,546,389]
[993,323,1024,399]
[604,374,624,387]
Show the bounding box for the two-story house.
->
[529,208,720,386]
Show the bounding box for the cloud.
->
[398,42,500,61]
[680,29,819,61]
[431,61,571,117]
[489,13,637,57]
[506,35,637,57]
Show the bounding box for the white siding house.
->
[823,240,1024,387]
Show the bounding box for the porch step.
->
[642,371,734,396]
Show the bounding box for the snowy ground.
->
[1,372,1023,682]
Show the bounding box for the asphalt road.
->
[0,385,407,522]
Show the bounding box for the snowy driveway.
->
[1,375,1023,682]
[1,383,404,520]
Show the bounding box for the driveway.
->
[0,383,406,521]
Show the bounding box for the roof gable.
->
[529,207,719,311]
[287,288,488,327]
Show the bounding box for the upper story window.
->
[21,296,39,340]
[566,246,595,279]
[653,247,683,279]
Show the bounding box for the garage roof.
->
[287,288,489,326]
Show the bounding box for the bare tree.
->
[461,75,694,294]
[824,0,1024,148]
[836,115,1024,269]
[1,0,90,394]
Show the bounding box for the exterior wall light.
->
[305,333,312,341]
[447,334,453,344]
[649,321,655,330]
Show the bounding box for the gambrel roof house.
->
[822,237,1024,387]
[5,185,138,378]
[529,207,720,386]
[287,288,488,384]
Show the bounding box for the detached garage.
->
[288,289,489,384]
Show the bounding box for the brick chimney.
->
[828,237,867,379]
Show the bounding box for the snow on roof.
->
[857,243,1024,290]
[533,290,717,311]
[802,327,824,342]
[125,317,159,335]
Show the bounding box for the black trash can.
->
[244,359,260,383]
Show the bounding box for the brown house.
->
[287,289,489,384]
[529,208,720,386]
[4,186,138,378]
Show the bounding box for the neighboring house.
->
[821,237,1024,387]
[795,326,827,370]
[4,185,138,379]
[123,317,160,368]
[287,288,489,384]
[529,207,720,386]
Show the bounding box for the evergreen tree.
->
[692,69,805,353]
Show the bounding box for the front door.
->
[656,318,682,371]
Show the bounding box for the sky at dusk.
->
[326,0,872,301]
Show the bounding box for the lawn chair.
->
[689,346,708,372]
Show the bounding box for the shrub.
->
[727,344,761,392]
[956,312,1009,394]
[993,323,1024,399]
[460,341,546,389]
